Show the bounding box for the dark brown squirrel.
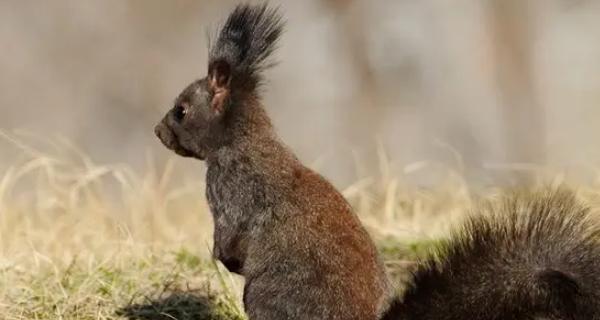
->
[154,4,600,320]
[154,4,390,319]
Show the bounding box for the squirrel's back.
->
[382,189,600,320]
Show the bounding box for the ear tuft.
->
[208,60,231,114]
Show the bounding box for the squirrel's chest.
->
[205,161,268,219]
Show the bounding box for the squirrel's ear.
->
[208,60,231,115]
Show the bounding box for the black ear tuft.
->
[209,4,284,93]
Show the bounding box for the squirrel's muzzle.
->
[154,120,194,158]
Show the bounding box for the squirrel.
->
[154,4,391,319]
[154,4,600,320]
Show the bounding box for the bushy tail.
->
[209,3,283,93]
[382,188,600,320]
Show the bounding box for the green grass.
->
[2,247,245,320]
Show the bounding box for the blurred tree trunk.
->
[487,0,545,184]
[323,0,383,155]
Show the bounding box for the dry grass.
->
[0,133,245,320]
[1,132,599,319]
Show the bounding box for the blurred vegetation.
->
[2,0,600,186]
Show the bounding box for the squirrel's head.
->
[155,4,282,160]
[154,61,231,160]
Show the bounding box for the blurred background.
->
[2,0,600,188]
[5,2,600,316]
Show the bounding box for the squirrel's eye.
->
[172,105,187,123]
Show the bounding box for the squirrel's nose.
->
[154,124,161,138]
[154,123,166,140]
